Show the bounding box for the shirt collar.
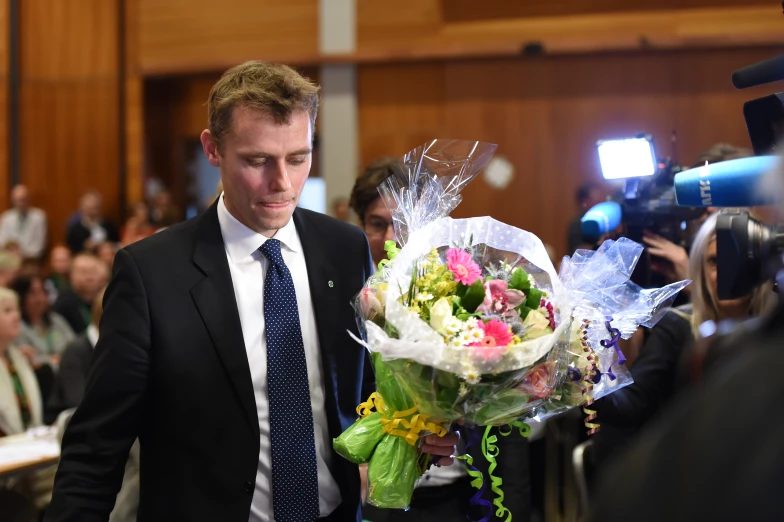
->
[216,193,300,262]
[87,323,99,348]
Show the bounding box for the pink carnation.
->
[446,248,482,285]
[470,319,514,364]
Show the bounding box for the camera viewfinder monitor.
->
[597,137,657,180]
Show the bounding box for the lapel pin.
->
[328,281,334,288]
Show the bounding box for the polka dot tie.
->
[259,239,320,522]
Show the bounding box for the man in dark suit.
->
[45,62,456,522]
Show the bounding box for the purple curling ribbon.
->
[462,425,493,522]
[599,318,624,381]
[567,366,583,382]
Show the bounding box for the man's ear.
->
[201,130,221,168]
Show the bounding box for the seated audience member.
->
[44,246,71,305]
[587,212,777,478]
[0,249,22,287]
[49,287,104,419]
[93,241,118,270]
[0,287,46,520]
[12,276,76,369]
[0,185,47,261]
[0,288,42,436]
[52,253,108,335]
[149,190,179,227]
[65,190,119,254]
[121,201,154,246]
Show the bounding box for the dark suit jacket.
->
[47,334,93,424]
[52,290,92,335]
[46,204,375,522]
[65,218,120,253]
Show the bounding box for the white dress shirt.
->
[0,207,47,258]
[217,195,341,522]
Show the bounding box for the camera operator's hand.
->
[642,232,690,289]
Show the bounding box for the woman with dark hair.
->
[12,275,75,369]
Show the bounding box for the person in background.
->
[567,183,604,254]
[349,158,398,265]
[0,249,22,288]
[121,201,155,246]
[65,190,119,254]
[0,286,46,521]
[587,212,777,479]
[12,276,76,371]
[149,190,179,227]
[0,185,47,261]
[350,158,480,522]
[51,253,108,335]
[44,246,71,305]
[48,286,104,421]
[331,196,352,223]
[93,241,118,270]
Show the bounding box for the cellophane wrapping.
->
[333,139,688,511]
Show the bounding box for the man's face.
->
[81,195,101,220]
[11,186,29,212]
[363,197,395,266]
[201,107,312,237]
[70,256,108,301]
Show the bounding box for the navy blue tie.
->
[259,239,320,522]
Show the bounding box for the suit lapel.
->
[190,204,259,439]
[293,209,343,438]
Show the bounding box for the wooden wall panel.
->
[0,0,9,210]
[358,47,784,258]
[442,0,768,21]
[137,0,319,75]
[19,0,121,247]
[357,2,782,58]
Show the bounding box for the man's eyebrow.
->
[239,149,312,158]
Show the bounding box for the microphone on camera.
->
[580,201,623,239]
[674,155,780,207]
[731,54,784,89]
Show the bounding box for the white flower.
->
[465,316,479,329]
[429,297,453,335]
[445,317,464,336]
[463,370,480,385]
[458,331,473,345]
[415,292,434,302]
[468,327,485,342]
[522,309,551,340]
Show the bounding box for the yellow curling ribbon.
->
[356,392,447,446]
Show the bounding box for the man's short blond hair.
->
[208,61,320,152]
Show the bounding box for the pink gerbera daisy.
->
[446,248,482,285]
[470,319,513,364]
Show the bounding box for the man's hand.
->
[642,232,690,285]
[420,431,459,467]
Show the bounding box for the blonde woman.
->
[0,287,42,437]
[588,212,778,476]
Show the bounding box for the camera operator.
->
[641,143,754,292]
[586,211,777,479]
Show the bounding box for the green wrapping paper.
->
[334,353,444,509]
[332,412,385,464]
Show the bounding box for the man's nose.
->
[269,160,292,192]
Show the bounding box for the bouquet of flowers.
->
[334,140,688,515]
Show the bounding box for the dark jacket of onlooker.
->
[51,289,92,335]
[65,219,119,254]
